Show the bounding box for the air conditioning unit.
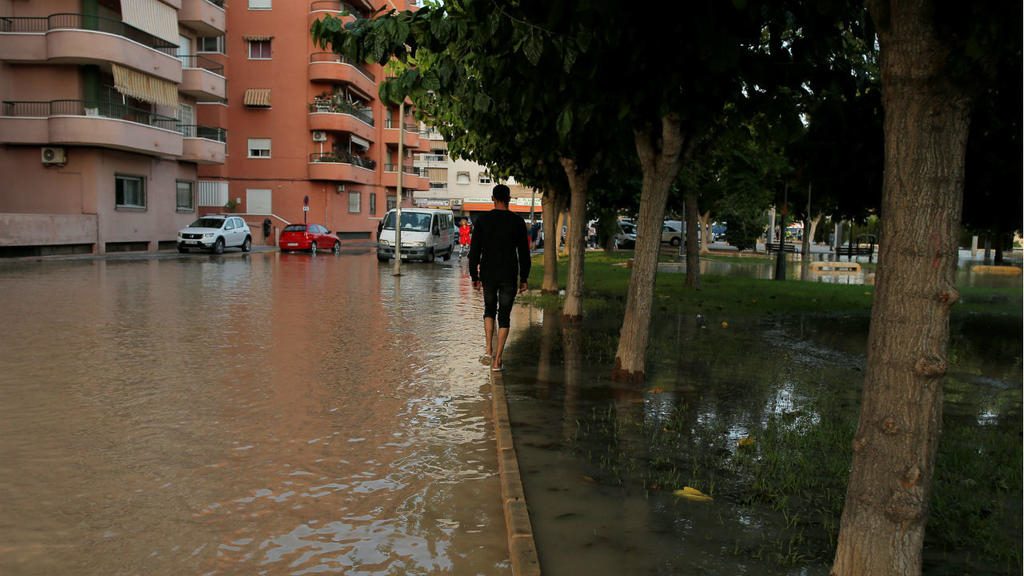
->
[312,130,327,142]
[41,147,66,165]
[336,184,345,193]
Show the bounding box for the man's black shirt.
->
[468,209,531,285]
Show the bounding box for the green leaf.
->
[557,108,573,141]
[474,93,490,112]
[563,46,578,73]
[523,32,544,66]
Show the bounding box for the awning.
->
[242,35,274,41]
[243,88,271,107]
[112,64,178,107]
[350,135,370,149]
[120,0,180,45]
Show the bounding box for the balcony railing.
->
[416,153,448,163]
[384,117,419,131]
[179,125,227,142]
[384,163,423,176]
[177,54,224,75]
[309,98,374,126]
[205,0,226,7]
[0,14,178,56]
[2,100,180,131]
[309,52,376,81]
[310,151,376,170]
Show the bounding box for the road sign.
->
[303,206,310,212]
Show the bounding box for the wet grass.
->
[525,252,1020,319]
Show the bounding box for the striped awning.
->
[112,64,178,107]
[242,35,274,41]
[243,88,272,107]
[120,0,180,45]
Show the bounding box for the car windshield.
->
[189,218,225,229]
[382,212,432,232]
[620,223,636,234]
[283,225,307,232]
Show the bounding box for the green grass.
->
[525,251,1020,319]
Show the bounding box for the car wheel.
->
[310,242,317,255]
[212,238,225,254]
[442,248,451,262]
[242,236,252,252]
[177,245,187,254]
[377,254,389,262]
[670,237,681,247]
[332,241,340,255]
[425,249,435,263]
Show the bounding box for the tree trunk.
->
[556,209,567,257]
[801,213,824,281]
[541,192,563,294]
[831,1,971,574]
[561,158,591,322]
[613,114,686,383]
[684,189,700,289]
[699,211,712,255]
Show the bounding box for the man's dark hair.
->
[492,184,511,204]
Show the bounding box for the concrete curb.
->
[490,371,541,576]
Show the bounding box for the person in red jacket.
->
[458,218,472,259]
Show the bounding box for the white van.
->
[377,208,455,263]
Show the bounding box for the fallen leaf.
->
[721,321,729,329]
[738,436,755,448]
[673,486,713,502]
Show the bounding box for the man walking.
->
[469,184,531,372]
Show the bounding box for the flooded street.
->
[0,252,510,575]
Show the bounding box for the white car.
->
[177,215,252,254]
[662,221,683,246]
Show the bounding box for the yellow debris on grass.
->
[738,436,755,448]
[673,486,713,502]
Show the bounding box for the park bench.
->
[765,242,797,254]
[810,261,862,273]
[835,245,875,262]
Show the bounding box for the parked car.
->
[662,221,683,246]
[279,223,340,255]
[177,215,252,254]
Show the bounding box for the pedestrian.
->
[469,184,531,372]
[458,218,472,259]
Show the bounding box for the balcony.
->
[179,0,226,36]
[308,98,375,143]
[0,14,181,84]
[308,152,376,184]
[414,153,449,169]
[308,52,376,99]
[0,100,182,157]
[179,55,226,101]
[383,120,422,148]
[180,125,226,164]
[309,0,371,18]
[382,163,429,190]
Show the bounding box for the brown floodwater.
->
[0,251,511,575]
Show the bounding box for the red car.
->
[279,223,340,254]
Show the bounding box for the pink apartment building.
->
[0,0,426,255]
[196,0,427,245]
[0,0,229,255]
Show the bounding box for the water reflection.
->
[503,305,1021,575]
[0,254,510,575]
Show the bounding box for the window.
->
[248,0,272,9]
[369,192,377,215]
[176,181,194,211]
[478,172,492,184]
[115,175,146,209]
[248,40,271,59]
[197,36,225,53]
[456,171,470,185]
[248,138,271,158]
[387,196,397,211]
[348,190,361,213]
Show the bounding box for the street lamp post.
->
[393,100,405,276]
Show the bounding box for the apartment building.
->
[0,0,229,255]
[195,0,428,244]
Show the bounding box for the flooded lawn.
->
[502,304,1021,575]
[0,252,510,575]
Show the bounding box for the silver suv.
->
[177,215,252,254]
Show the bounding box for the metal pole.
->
[393,100,404,276]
